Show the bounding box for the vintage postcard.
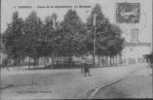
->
[0,0,152,99]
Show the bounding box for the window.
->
[130,28,139,43]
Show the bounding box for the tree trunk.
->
[51,56,54,65]
[28,57,30,69]
[115,55,117,65]
[104,56,106,66]
[14,57,20,66]
[98,56,100,66]
[116,55,118,65]
[109,56,111,66]
[33,57,38,67]
[68,56,73,66]
[102,56,104,66]
[106,56,108,66]
[111,56,113,65]
[112,56,115,65]
[119,53,122,64]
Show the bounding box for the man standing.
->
[84,63,91,77]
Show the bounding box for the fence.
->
[0,55,147,69]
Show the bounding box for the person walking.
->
[84,63,91,77]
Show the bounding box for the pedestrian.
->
[84,63,91,77]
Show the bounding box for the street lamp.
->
[152,0,153,97]
[93,14,97,66]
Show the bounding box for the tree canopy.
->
[86,4,124,56]
[3,12,24,61]
[59,9,87,57]
[3,4,124,65]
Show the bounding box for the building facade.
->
[91,0,152,64]
[115,0,152,64]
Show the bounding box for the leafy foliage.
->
[86,4,124,56]
[59,9,87,57]
[3,5,124,66]
[23,11,43,59]
[3,12,24,61]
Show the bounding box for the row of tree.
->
[2,4,124,65]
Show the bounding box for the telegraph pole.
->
[93,14,97,67]
[152,0,153,97]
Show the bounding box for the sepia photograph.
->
[0,0,153,99]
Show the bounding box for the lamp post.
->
[152,0,153,97]
[93,14,97,67]
[150,0,153,98]
[151,58,153,98]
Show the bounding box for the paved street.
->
[93,64,152,99]
[0,63,152,99]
